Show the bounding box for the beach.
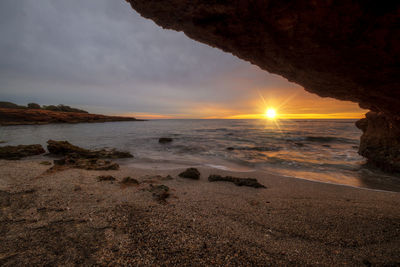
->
[1,158,399,266]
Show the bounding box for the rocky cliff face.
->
[356,112,400,172]
[126,0,400,172]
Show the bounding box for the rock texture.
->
[208,174,266,188]
[47,140,133,159]
[126,0,400,171]
[0,108,141,126]
[356,112,400,172]
[0,144,45,160]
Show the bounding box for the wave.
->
[226,146,281,152]
[305,136,355,143]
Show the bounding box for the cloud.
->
[0,0,364,118]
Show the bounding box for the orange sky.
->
[122,86,367,120]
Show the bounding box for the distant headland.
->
[0,101,143,126]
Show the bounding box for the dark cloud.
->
[0,0,361,118]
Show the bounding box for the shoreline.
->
[0,107,146,126]
[1,158,399,265]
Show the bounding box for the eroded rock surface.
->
[47,140,133,159]
[0,144,45,160]
[126,1,400,171]
[356,112,400,172]
[208,174,266,188]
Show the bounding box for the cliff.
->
[0,108,141,126]
[126,0,400,172]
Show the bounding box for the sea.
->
[1,119,399,192]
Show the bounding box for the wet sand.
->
[0,159,399,266]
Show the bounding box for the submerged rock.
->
[208,175,266,188]
[159,137,173,144]
[0,144,45,160]
[47,140,133,159]
[178,168,200,180]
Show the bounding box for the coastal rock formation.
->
[179,168,201,180]
[47,140,133,159]
[0,107,140,126]
[52,157,120,171]
[356,112,400,172]
[0,144,45,160]
[208,174,266,188]
[126,1,400,171]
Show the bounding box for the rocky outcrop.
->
[178,168,200,180]
[0,144,45,160]
[126,1,400,171]
[47,140,133,159]
[208,175,266,188]
[0,108,142,126]
[356,112,400,172]
[52,157,120,171]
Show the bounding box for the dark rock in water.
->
[356,112,400,172]
[53,156,119,171]
[40,161,52,166]
[120,177,139,186]
[226,147,235,151]
[0,144,45,160]
[294,142,304,147]
[208,175,266,189]
[159,137,173,144]
[149,184,170,202]
[322,145,331,148]
[47,140,133,159]
[97,175,116,182]
[178,168,200,180]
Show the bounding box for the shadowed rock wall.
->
[126,0,400,172]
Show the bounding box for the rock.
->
[0,144,45,160]
[127,1,399,173]
[97,175,116,182]
[178,168,200,180]
[159,137,173,144]
[120,177,139,186]
[149,184,170,202]
[40,161,52,165]
[226,147,235,151]
[356,112,400,172]
[53,157,119,171]
[73,185,82,191]
[47,140,133,159]
[208,175,266,188]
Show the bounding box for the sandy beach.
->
[1,157,399,266]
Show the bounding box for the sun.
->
[265,108,277,119]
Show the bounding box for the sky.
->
[0,0,366,119]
